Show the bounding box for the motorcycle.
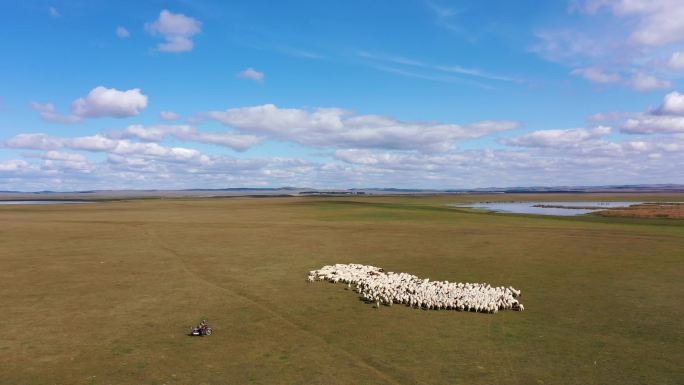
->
[190,319,213,336]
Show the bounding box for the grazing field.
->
[1,194,683,385]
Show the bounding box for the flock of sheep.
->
[307,263,524,313]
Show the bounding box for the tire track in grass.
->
[142,226,403,385]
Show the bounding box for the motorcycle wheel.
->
[205,328,212,335]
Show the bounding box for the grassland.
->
[1,194,682,385]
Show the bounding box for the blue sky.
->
[1,0,683,190]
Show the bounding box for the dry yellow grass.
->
[598,203,684,219]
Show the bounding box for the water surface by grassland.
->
[449,201,642,216]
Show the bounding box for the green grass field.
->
[1,195,682,385]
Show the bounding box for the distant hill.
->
[1,184,683,200]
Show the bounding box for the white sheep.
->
[308,263,525,314]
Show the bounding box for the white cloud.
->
[72,87,148,118]
[501,126,612,148]
[4,133,63,150]
[35,151,93,172]
[588,111,637,122]
[569,69,670,92]
[0,159,30,172]
[571,67,621,83]
[203,104,519,152]
[116,26,130,38]
[41,151,88,163]
[622,115,684,134]
[4,132,206,162]
[32,86,148,123]
[537,2,681,92]
[67,135,119,152]
[368,64,493,89]
[30,102,81,124]
[145,10,202,53]
[176,130,262,151]
[3,130,684,190]
[238,68,265,82]
[628,73,671,91]
[668,51,684,70]
[531,29,610,65]
[425,1,470,37]
[67,135,205,162]
[158,36,194,52]
[623,2,684,47]
[656,91,684,115]
[615,90,684,133]
[330,135,684,187]
[7,94,684,190]
[160,111,181,121]
[358,51,524,84]
[577,0,684,46]
[119,125,167,141]
[49,7,60,18]
[119,124,263,151]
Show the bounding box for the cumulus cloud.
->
[668,51,684,70]
[655,91,684,115]
[119,124,263,151]
[238,68,265,82]
[72,87,148,118]
[537,1,681,92]
[68,135,208,163]
[4,132,205,162]
[203,104,519,152]
[622,116,684,134]
[3,130,684,190]
[4,133,63,150]
[30,102,81,124]
[628,73,671,91]
[577,0,684,46]
[0,159,31,172]
[571,67,621,83]
[6,94,684,190]
[175,130,263,151]
[614,90,684,134]
[32,86,148,123]
[40,151,88,163]
[31,151,94,172]
[501,126,612,148]
[116,26,130,38]
[331,134,684,187]
[160,111,181,121]
[145,10,202,53]
[1,130,322,190]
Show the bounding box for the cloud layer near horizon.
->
[2,88,684,190]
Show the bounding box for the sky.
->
[1,0,684,191]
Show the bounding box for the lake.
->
[448,201,642,216]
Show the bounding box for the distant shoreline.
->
[1,187,684,202]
